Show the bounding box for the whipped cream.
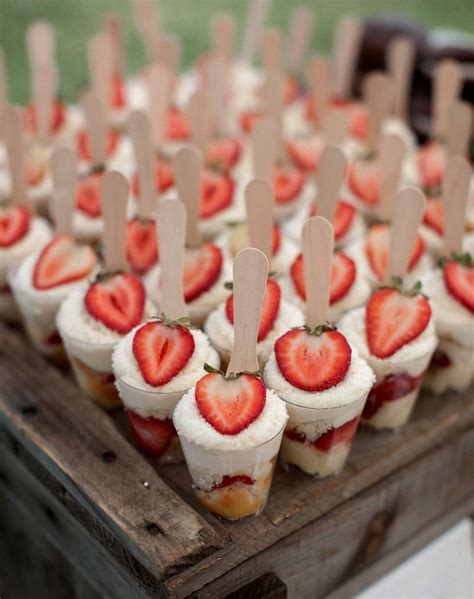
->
[204,299,304,365]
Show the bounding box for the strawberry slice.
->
[166,106,190,140]
[272,224,282,255]
[226,279,281,341]
[24,100,66,135]
[108,74,126,109]
[184,242,223,302]
[275,329,352,392]
[133,320,195,386]
[132,157,175,197]
[76,172,103,218]
[286,416,360,451]
[195,372,266,435]
[366,288,432,358]
[200,171,234,218]
[0,206,31,248]
[284,74,300,104]
[273,165,305,205]
[286,137,323,172]
[207,138,242,171]
[290,252,356,304]
[126,218,158,275]
[33,235,96,290]
[310,200,356,241]
[128,412,176,459]
[77,129,120,163]
[239,110,263,134]
[363,372,424,419]
[423,197,443,235]
[443,260,474,313]
[213,474,255,490]
[365,224,425,281]
[304,97,369,141]
[416,140,445,192]
[348,159,380,206]
[85,272,146,334]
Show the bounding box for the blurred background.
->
[1,0,473,104]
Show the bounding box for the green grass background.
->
[1,0,473,104]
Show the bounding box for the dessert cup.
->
[340,307,437,430]
[264,351,374,476]
[173,388,287,519]
[112,325,220,463]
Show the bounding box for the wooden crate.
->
[1,320,473,598]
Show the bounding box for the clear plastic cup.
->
[278,392,367,477]
[114,374,186,464]
[176,424,285,520]
[424,336,474,395]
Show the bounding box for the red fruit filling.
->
[363,372,424,419]
[429,349,452,370]
[285,416,360,452]
[127,411,176,459]
[212,475,255,491]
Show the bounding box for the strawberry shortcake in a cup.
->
[340,279,437,429]
[113,317,220,463]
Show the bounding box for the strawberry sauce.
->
[285,416,360,452]
[363,372,424,419]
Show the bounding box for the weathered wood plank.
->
[0,322,229,589]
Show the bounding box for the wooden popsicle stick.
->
[307,55,331,126]
[173,145,203,249]
[103,14,124,77]
[322,108,349,146]
[287,7,314,73]
[387,36,415,122]
[3,106,28,207]
[100,171,129,273]
[261,71,283,159]
[156,199,188,321]
[302,216,334,329]
[208,57,228,137]
[388,188,425,282]
[32,63,56,142]
[50,147,77,236]
[262,28,282,74]
[226,248,269,376]
[332,16,363,99]
[314,146,346,224]
[241,0,271,64]
[377,133,405,221]
[133,0,162,63]
[88,32,113,112]
[245,178,274,261]
[431,59,462,140]
[156,35,181,85]
[187,90,212,158]
[363,72,394,154]
[446,101,472,158]
[26,20,55,67]
[82,93,107,166]
[0,47,8,113]
[442,156,471,256]
[128,110,156,217]
[211,14,235,63]
[147,63,171,151]
[251,117,277,181]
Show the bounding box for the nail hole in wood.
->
[101,450,116,463]
[20,405,37,416]
[43,505,58,525]
[145,521,164,537]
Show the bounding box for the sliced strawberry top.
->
[366,288,431,359]
[133,320,195,387]
[195,372,266,435]
[200,171,234,219]
[226,279,281,342]
[108,74,127,109]
[443,260,474,313]
[239,110,263,134]
[126,218,158,275]
[290,252,356,304]
[286,137,323,172]
[348,159,380,207]
[77,129,120,163]
[132,158,175,197]
[272,224,282,255]
[76,172,103,218]
[207,137,242,172]
[416,140,446,192]
[33,235,96,290]
[85,272,145,334]
[310,200,356,241]
[24,100,66,135]
[0,206,31,248]
[166,106,190,141]
[184,242,223,302]
[275,328,352,392]
[365,224,425,281]
[273,165,305,205]
[423,198,443,236]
